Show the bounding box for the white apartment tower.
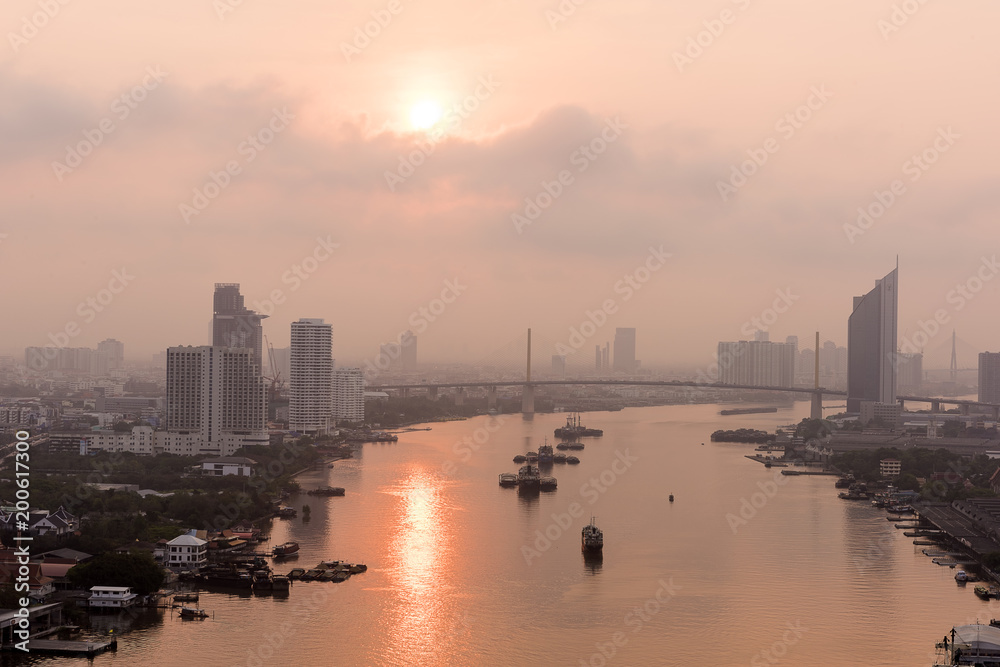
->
[290,319,334,433]
[333,368,365,423]
[165,346,268,456]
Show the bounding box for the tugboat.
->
[538,440,554,464]
[555,413,603,439]
[582,517,604,553]
[517,463,541,489]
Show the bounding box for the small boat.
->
[349,563,367,574]
[566,456,580,464]
[499,473,518,487]
[513,455,527,463]
[271,575,290,591]
[527,451,538,462]
[307,486,346,496]
[975,585,991,600]
[178,607,209,619]
[319,571,337,581]
[173,592,199,602]
[540,476,557,491]
[287,568,305,579]
[273,542,300,557]
[299,569,322,581]
[553,453,568,463]
[955,570,969,583]
[669,494,674,502]
[582,517,603,552]
[275,506,297,518]
[332,570,351,582]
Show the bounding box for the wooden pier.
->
[20,639,116,656]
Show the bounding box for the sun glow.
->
[409,100,443,130]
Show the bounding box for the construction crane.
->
[263,335,285,405]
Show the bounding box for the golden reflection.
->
[383,468,456,664]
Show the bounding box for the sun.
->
[409,100,443,130]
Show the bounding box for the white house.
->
[166,534,208,571]
[88,586,138,609]
[200,456,256,477]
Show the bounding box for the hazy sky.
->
[2,0,997,370]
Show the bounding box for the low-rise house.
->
[0,559,54,601]
[166,533,208,571]
[88,586,138,609]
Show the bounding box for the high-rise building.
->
[165,346,268,456]
[613,328,637,374]
[333,368,365,422]
[212,283,267,370]
[717,338,796,387]
[896,352,923,392]
[97,339,125,371]
[980,352,1000,404]
[551,354,566,376]
[847,265,898,412]
[595,346,602,372]
[400,330,417,370]
[289,319,333,433]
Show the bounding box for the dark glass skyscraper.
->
[212,283,267,370]
[847,265,898,412]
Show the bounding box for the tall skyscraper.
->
[97,338,125,370]
[980,352,1000,404]
[551,354,566,376]
[847,265,898,412]
[333,368,365,422]
[165,346,267,455]
[613,328,637,373]
[897,352,923,392]
[290,319,333,433]
[212,283,267,370]
[595,345,602,372]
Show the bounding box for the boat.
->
[720,407,779,416]
[517,463,540,488]
[539,476,557,491]
[538,440,554,463]
[307,486,346,496]
[582,517,603,552]
[976,585,992,600]
[173,592,198,602]
[287,568,305,579]
[553,453,568,463]
[271,575,290,591]
[934,623,1000,665]
[349,563,367,574]
[499,472,518,487]
[513,455,527,463]
[888,504,915,514]
[566,456,580,464]
[835,474,856,489]
[275,506,297,518]
[555,413,603,439]
[956,570,969,582]
[273,542,300,557]
[527,451,538,462]
[669,494,674,502]
[178,607,209,619]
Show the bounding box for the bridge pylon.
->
[522,384,535,415]
[810,392,823,420]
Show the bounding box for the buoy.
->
[669,494,674,502]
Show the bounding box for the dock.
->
[779,470,840,476]
[19,639,116,656]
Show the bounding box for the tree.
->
[66,552,164,595]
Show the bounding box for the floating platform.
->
[18,639,116,656]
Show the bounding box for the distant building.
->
[551,354,566,377]
[847,265,898,412]
[88,586,138,609]
[896,352,923,392]
[96,338,125,371]
[212,283,267,370]
[613,328,637,374]
[400,330,417,370]
[95,396,162,415]
[860,401,902,428]
[717,337,796,387]
[333,368,365,422]
[595,346,602,372]
[201,456,256,477]
[880,458,901,478]
[980,352,1000,404]
[290,319,333,433]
